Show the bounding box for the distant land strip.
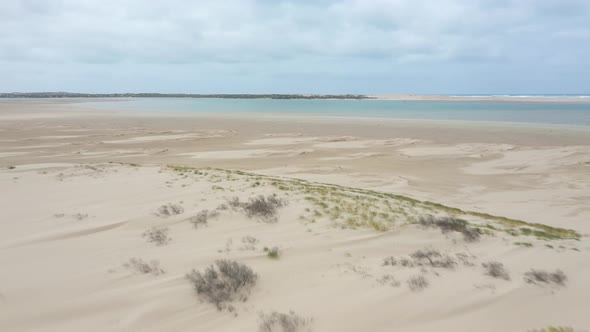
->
[0,92,370,99]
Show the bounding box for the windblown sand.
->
[1,99,590,332]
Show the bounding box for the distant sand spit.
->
[371,94,590,103]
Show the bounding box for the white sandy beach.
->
[1,99,589,332]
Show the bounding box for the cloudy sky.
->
[1,0,589,94]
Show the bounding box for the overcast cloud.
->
[1,0,589,93]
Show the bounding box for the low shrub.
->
[524,269,567,286]
[243,195,288,223]
[418,215,481,242]
[189,209,218,228]
[259,310,312,332]
[410,248,457,269]
[241,235,259,250]
[407,275,429,291]
[157,203,184,217]
[123,257,165,276]
[186,260,258,310]
[267,247,280,259]
[528,327,575,332]
[382,256,397,266]
[482,261,510,280]
[378,274,401,287]
[227,197,242,210]
[142,227,171,246]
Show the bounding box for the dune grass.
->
[167,165,581,241]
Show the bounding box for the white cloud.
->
[1,0,589,92]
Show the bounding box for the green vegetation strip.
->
[168,165,581,240]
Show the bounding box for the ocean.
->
[77,97,590,126]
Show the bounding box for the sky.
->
[1,0,589,94]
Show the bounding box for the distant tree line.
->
[0,92,372,99]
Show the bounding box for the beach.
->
[1,99,589,331]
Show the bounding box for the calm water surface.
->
[77,98,590,126]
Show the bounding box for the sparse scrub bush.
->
[407,275,429,291]
[418,215,481,242]
[241,235,259,250]
[243,195,288,223]
[267,247,280,259]
[123,257,165,276]
[378,274,401,287]
[259,310,312,332]
[455,253,476,266]
[189,210,218,228]
[157,203,184,217]
[142,227,171,246]
[482,261,510,280]
[227,197,242,210]
[410,248,457,269]
[399,258,415,267]
[524,269,567,286]
[186,260,258,310]
[382,256,397,266]
[461,227,481,242]
[72,213,89,221]
[528,327,575,332]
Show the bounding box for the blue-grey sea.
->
[77,97,590,126]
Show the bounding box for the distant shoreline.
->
[0,92,369,100]
[370,94,590,104]
[2,92,590,104]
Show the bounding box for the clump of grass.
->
[515,242,533,247]
[142,227,171,246]
[524,269,567,286]
[482,261,510,280]
[242,195,288,223]
[157,203,184,217]
[123,257,165,276]
[189,209,218,228]
[267,247,280,259]
[186,260,258,310]
[417,215,481,242]
[407,275,429,291]
[258,310,313,332]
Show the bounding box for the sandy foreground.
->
[1,99,590,332]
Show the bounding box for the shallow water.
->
[78,98,590,126]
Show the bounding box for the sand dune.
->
[1,163,587,332]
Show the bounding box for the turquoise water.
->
[78,98,590,126]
